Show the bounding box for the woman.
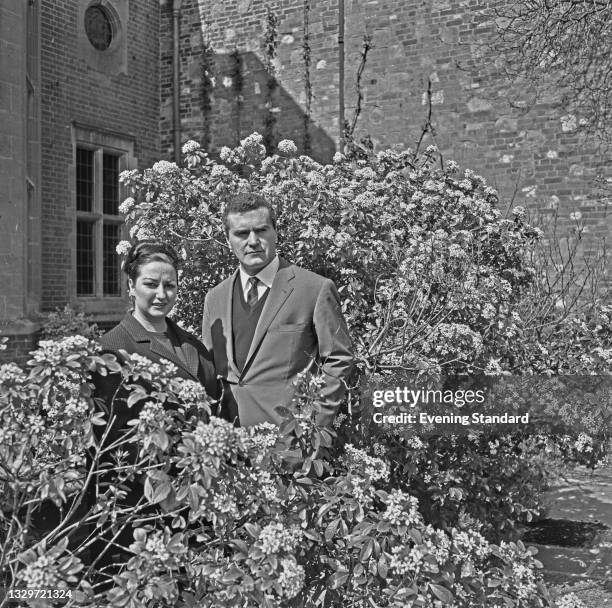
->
[89,241,219,575]
[99,240,218,401]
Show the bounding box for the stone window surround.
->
[70,124,136,319]
[77,0,128,75]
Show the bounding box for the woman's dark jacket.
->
[95,312,221,427]
[84,313,219,568]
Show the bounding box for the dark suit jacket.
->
[201,258,354,427]
[97,312,220,420]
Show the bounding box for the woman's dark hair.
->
[123,241,181,283]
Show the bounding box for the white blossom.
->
[152,160,179,174]
[382,489,421,527]
[277,139,298,156]
[116,240,132,255]
[119,197,136,215]
[182,140,201,154]
[258,522,302,554]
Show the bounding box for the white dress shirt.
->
[239,255,279,303]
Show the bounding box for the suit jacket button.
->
[238,381,244,386]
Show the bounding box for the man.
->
[201,193,354,427]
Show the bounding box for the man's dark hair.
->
[222,192,277,233]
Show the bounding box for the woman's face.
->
[129,260,178,324]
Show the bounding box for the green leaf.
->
[408,529,422,545]
[359,538,374,563]
[151,429,169,451]
[127,389,146,408]
[325,518,340,542]
[229,539,249,554]
[327,570,349,590]
[313,459,324,476]
[377,555,388,579]
[304,529,322,542]
[144,475,172,504]
[429,583,454,604]
[220,564,243,583]
[244,523,259,538]
[160,487,180,511]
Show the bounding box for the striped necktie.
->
[246,276,260,309]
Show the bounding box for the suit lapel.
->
[180,338,200,379]
[242,262,295,375]
[164,318,201,380]
[122,313,199,381]
[148,338,192,377]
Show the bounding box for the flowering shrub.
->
[113,134,611,552]
[119,134,545,375]
[40,304,99,340]
[0,340,554,607]
[366,431,551,543]
[3,137,605,605]
[554,592,588,608]
[118,134,612,383]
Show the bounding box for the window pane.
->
[103,223,121,296]
[77,220,95,296]
[103,153,119,215]
[76,148,94,212]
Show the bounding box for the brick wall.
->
[160,0,337,160]
[40,0,161,312]
[0,328,39,366]
[161,0,611,249]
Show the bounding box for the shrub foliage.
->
[120,135,612,378]
[2,136,611,606]
[0,339,552,607]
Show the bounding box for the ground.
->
[529,458,612,607]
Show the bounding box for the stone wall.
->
[0,0,38,362]
[161,0,611,248]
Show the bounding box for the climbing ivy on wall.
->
[200,39,216,151]
[263,7,280,153]
[302,0,313,156]
[230,49,244,145]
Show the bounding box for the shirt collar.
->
[239,255,279,292]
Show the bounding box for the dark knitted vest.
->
[232,277,269,372]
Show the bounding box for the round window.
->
[84,5,114,51]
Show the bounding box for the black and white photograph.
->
[0,0,611,606]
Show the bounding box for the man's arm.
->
[312,279,354,426]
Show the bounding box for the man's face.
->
[226,207,277,275]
